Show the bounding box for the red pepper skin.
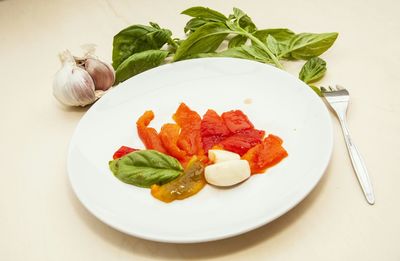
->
[112,146,138,159]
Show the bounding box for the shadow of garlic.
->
[53,49,115,107]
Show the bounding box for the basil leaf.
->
[266,35,279,56]
[251,29,295,59]
[253,28,295,42]
[173,23,230,61]
[228,35,248,48]
[285,32,338,60]
[195,46,272,63]
[112,24,172,69]
[109,150,183,188]
[184,18,208,34]
[299,57,327,83]
[181,6,228,21]
[233,7,246,21]
[232,7,256,32]
[115,50,168,84]
[241,45,272,62]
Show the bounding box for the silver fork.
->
[321,85,375,205]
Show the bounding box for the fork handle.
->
[338,117,375,204]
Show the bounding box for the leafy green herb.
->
[298,57,327,96]
[173,23,230,61]
[231,7,256,32]
[253,28,295,42]
[266,35,280,56]
[184,18,208,34]
[283,32,338,60]
[112,23,172,69]
[115,50,168,84]
[109,150,183,188]
[228,35,248,48]
[191,45,273,63]
[181,6,228,22]
[179,9,283,68]
[182,7,228,34]
[299,57,327,83]
[111,6,338,89]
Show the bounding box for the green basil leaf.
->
[181,6,228,21]
[112,24,172,69]
[253,28,295,42]
[285,32,338,60]
[109,150,183,188]
[232,7,256,32]
[299,57,327,83]
[213,47,252,59]
[251,29,294,59]
[196,46,272,63]
[184,18,208,34]
[241,45,272,62]
[173,23,230,61]
[115,50,168,84]
[228,35,248,48]
[266,35,279,56]
[233,7,246,21]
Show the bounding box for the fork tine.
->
[336,84,344,90]
[328,86,335,91]
[321,86,327,92]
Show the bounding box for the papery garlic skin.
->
[53,51,96,107]
[84,58,115,91]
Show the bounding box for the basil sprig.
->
[299,57,327,96]
[109,150,183,188]
[299,57,327,84]
[111,6,338,95]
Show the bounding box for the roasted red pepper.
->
[112,146,138,159]
[136,110,167,153]
[242,134,288,174]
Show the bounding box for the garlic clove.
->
[208,149,240,163]
[84,58,115,91]
[205,160,251,187]
[68,66,96,106]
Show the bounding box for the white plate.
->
[68,58,333,243]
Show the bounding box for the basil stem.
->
[235,28,283,69]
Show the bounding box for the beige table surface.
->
[1,0,400,260]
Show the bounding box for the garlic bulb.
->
[53,47,115,107]
[53,51,96,106]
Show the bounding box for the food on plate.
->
[112,146,138,159]
[109,150,183,188]
[136,111,167,153]
[159,123,187,161]
[151,157,206,203]
[200,109,231,152]
[242,134,288,174]
[205,159,250,187]
[110,103,287,202]
[173,103,204,157]
[208,149,240,163]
